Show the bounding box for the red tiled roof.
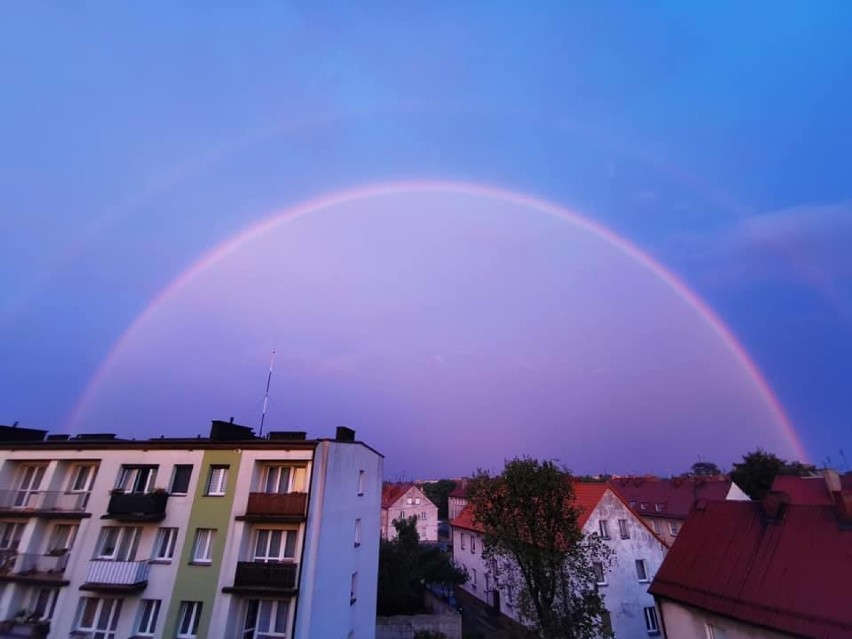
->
[449,483,469,499]
[382,482,414,509]
[649,499,852,638]
[609,476,733,520]
[771,474,852,505]
[450,503,480,532]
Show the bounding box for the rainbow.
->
[67,180,809,460]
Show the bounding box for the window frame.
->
[116,465,157,494]
[192,529,215,564]
[357,470,365,496]
[75,597,123,639]
[94,526,140,561]
[598,519,611,539]
[0,521,24,550]
[618,518,630,539]
[644,606,660,634]
[669,521,680,536]
[135,598,161,636]
[68,464,98,493]
[635,559,649,582]
[350,572,358,605]
[592,561,607,586]
[176,601,203,639]
[206,466,229,496]
[242,599,290,639]
[354,519,361,548]
[253,529,297,563]
[153,527,178,562]
[170,465,193,495]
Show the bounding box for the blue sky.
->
[2,3,851,477]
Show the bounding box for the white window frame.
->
[652,520,663,534]
[618,519,630,539]
[644,606,660,634]
[48,523,78,553]
[68,464,97,493]
[0,521,24,550]
[598,519,611,539]
[635,559,649,582]
[192,529,215,564]
[357,470,365,496]
[593,561,607,586]
[253,529,297,562]
[206,466,229,496]
[75,597,123,639]
[176,601,203,639]
[669,521,680,536]
[29,587,59,621]
[135,599,161,636]
[471,535,476,554]
[13,464,46,508]
[460,533,466,550]
[116,465,157,494]
[94,526,140,561]
[242,599,290,639]
[153,527,178,561]
[261,465,293,494]
[471,568,477,590]
[354,519,361,548]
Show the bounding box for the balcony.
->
[0,490,90,518]
[223,561,298,596]
[80,559,149,592]
[0,551,71,586]
[239,492,308,522]
[104,491,169,522]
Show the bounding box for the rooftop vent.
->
[335,426,356,442]
[268,431,307,441]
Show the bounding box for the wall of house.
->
[293,440,383,639]
[658,599,795,639]
[587,491,668,639]
[448,496,467,521]
[640,514,684,545]
[383,486,439,542]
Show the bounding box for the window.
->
[357,470,365,496]
[471,568,477,590]
[69,464,98,492]
[406,497,413,505]
[419,511,426,520]
[415,497,421,505]
[48,523,78,553]
[618,519,630,539]
[598,519,610,539]
[170,466,193,495]
[29,588,58,621]
[652,520,663,534]
[261,465,295,494]
[640,502,648,511]
[243,599,290,639]
[592,562,606,586]
[655,503,664,512]
[76,597,123,639]
[460,533,466,550]
[669,522,680,536]
[254,529,297,562]
[705,623,726,639]
[95,526,140,561]
[13,464,46,508]
[176,601,203,638]
[350,572,358,605]
[206,466,229,496]
[192,529,215,564]
[644,606,660,634]
[0,522,23,550]
[135,599,161,636]
[153,527,178,561]
[116,465,157,494]
[635,559,648,582]
[354,519,361,547]
[471,535,476,554]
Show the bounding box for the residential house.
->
[381,483,439,542]
[0,420,382,639]
[649,490,852,638]
[609,476,749,544]
[451,483,669,639]
[447,481,469,522]
[770,469,852,504]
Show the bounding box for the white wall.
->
[383,485,439,542]
[658,599,793,639]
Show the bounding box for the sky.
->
[2,3,851,479]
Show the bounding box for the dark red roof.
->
[382,482,414,509]
[771,474,852,505]
[609,476,734,520]
[650,499,852,638]
[449,482,469,499]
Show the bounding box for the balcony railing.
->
[105,492,168,521]
[233,561,297,591]
[81,559,149,591]
[0,490,90,515]
[0,551,70,583]
[244,492,308,519]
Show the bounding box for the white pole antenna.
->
[259,349,275,437]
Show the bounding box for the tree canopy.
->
[689,461,722,477]
[377,517,467,616]
[422,479,457,520]
[468,458,613,639]
[730,449,817,499]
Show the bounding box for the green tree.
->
[377,517,467,616]
[422,479,457,520]
[730,449,817,499]
[689,461,722,477]
[468,458,613,639]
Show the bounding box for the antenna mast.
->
[259,350,275,437]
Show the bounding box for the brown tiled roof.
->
[382,482,414,509]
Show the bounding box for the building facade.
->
[0,421,382,639]
[380,484,438,543]
[451,484,669,639]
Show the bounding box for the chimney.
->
[834,491,852,524]
[335,426,356,442]
[762,491,789,521]
[824,468,842,493]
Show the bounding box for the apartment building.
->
[0,420,382,639]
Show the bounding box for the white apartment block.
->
[0,420,382,639]
[451,484,669,639]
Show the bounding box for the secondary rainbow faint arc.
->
[67,180,808,460]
